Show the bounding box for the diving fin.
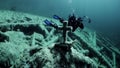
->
[44,19,52,26]
[53,15,60,20]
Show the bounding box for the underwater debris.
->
[0,10,120,68]
[24,17,32,22]
[23,44,98,68]
[68,31,112,68]
[0,32,9,42]
[0,23,46,36]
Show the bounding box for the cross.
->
[56,21,72,43]
[44,19,72,44]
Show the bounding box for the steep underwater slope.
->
[0,10,120,68]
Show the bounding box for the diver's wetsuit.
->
[77,17,84,29]
[68,15,84,32]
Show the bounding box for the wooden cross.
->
[44,19,72,44]
[56,21,72,43]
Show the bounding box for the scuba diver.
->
[68,14,91,32]
[53,14,91,32]
[68,14,84,32]
[52,14,84,32]
[44,14,91,43]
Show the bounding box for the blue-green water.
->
[0,0,120,46]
